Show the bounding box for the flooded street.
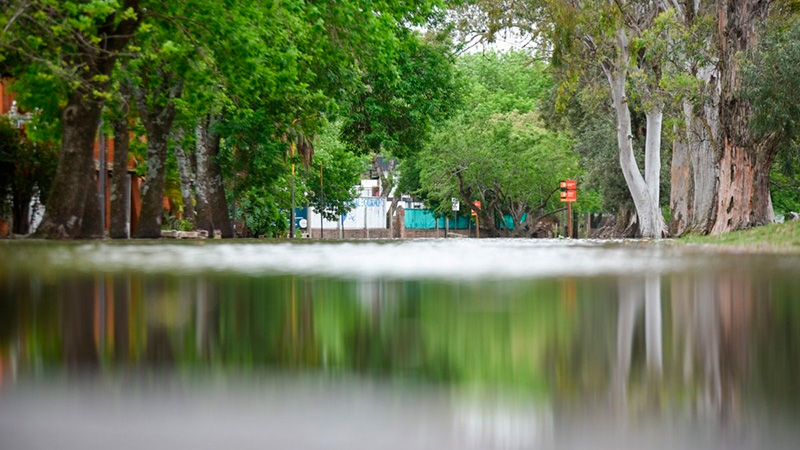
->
[1,239,799,449]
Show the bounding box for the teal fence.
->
[404,209,471,229]
[404,208,527,230]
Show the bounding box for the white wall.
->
[308,197,386,230]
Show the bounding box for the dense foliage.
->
[2,0,799,238]
[407,52,581,236]
[741,17,800,217]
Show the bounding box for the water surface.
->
[1,239,799,449]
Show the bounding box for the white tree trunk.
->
[644,106,662,205]
[605,28,667,238]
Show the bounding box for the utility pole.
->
[290,140,296,238]
[319,163,324,240]
[98,119,106,234]
[567,201,573,238]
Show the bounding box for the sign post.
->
[472,200,481,239]
[559,180,578,238]
[450,198,460,238]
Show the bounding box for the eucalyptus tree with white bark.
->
[586,0,669,238]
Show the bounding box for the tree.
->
[109,79,133,239]
[417,52,577,237]
[131,62,183,238]
[1,1,142,238]
[662,1,719,236]
[740,11,800,219]
[709,0,776,233]
[548,0,669,237]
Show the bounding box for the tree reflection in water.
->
[0,267,798,449]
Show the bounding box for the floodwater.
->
[1,239,799,450]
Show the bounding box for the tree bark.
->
[670,118,692,235]
[689,101,719,232]
[35,95,103,238]
[711,143,774,233]
[194,119,215,235]
[133,125,170,238]
[173,128,196,226]
[671,98,719,236]
[711,0,776,233]
[11,189,31,235]
[79,172,104,238]
[132,75,182,239]
[668,0,720,236]
[110,108,131,239]
[644,106,663,207]
[205,119,233,238]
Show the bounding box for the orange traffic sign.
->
[471,200,481,216]
[559,179,577,202]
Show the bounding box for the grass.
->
[679,220,800,251]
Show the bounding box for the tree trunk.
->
[604,55,666,238]
[11,190,31,234]
[689,101,719,232]
[132,77,181,239]
[133,128,169,238]
[173,129,196,226]
[671,73,720,236]
[604,28,666,238]
[711,0,776,233]
[670,121,692,235]
[710,144,774,233]
[194,119,215,235]
[644,106,662,207]
[79,172,104,238]
[35,95,103,238]
[110,115,131,238]
[205,120,233,238]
